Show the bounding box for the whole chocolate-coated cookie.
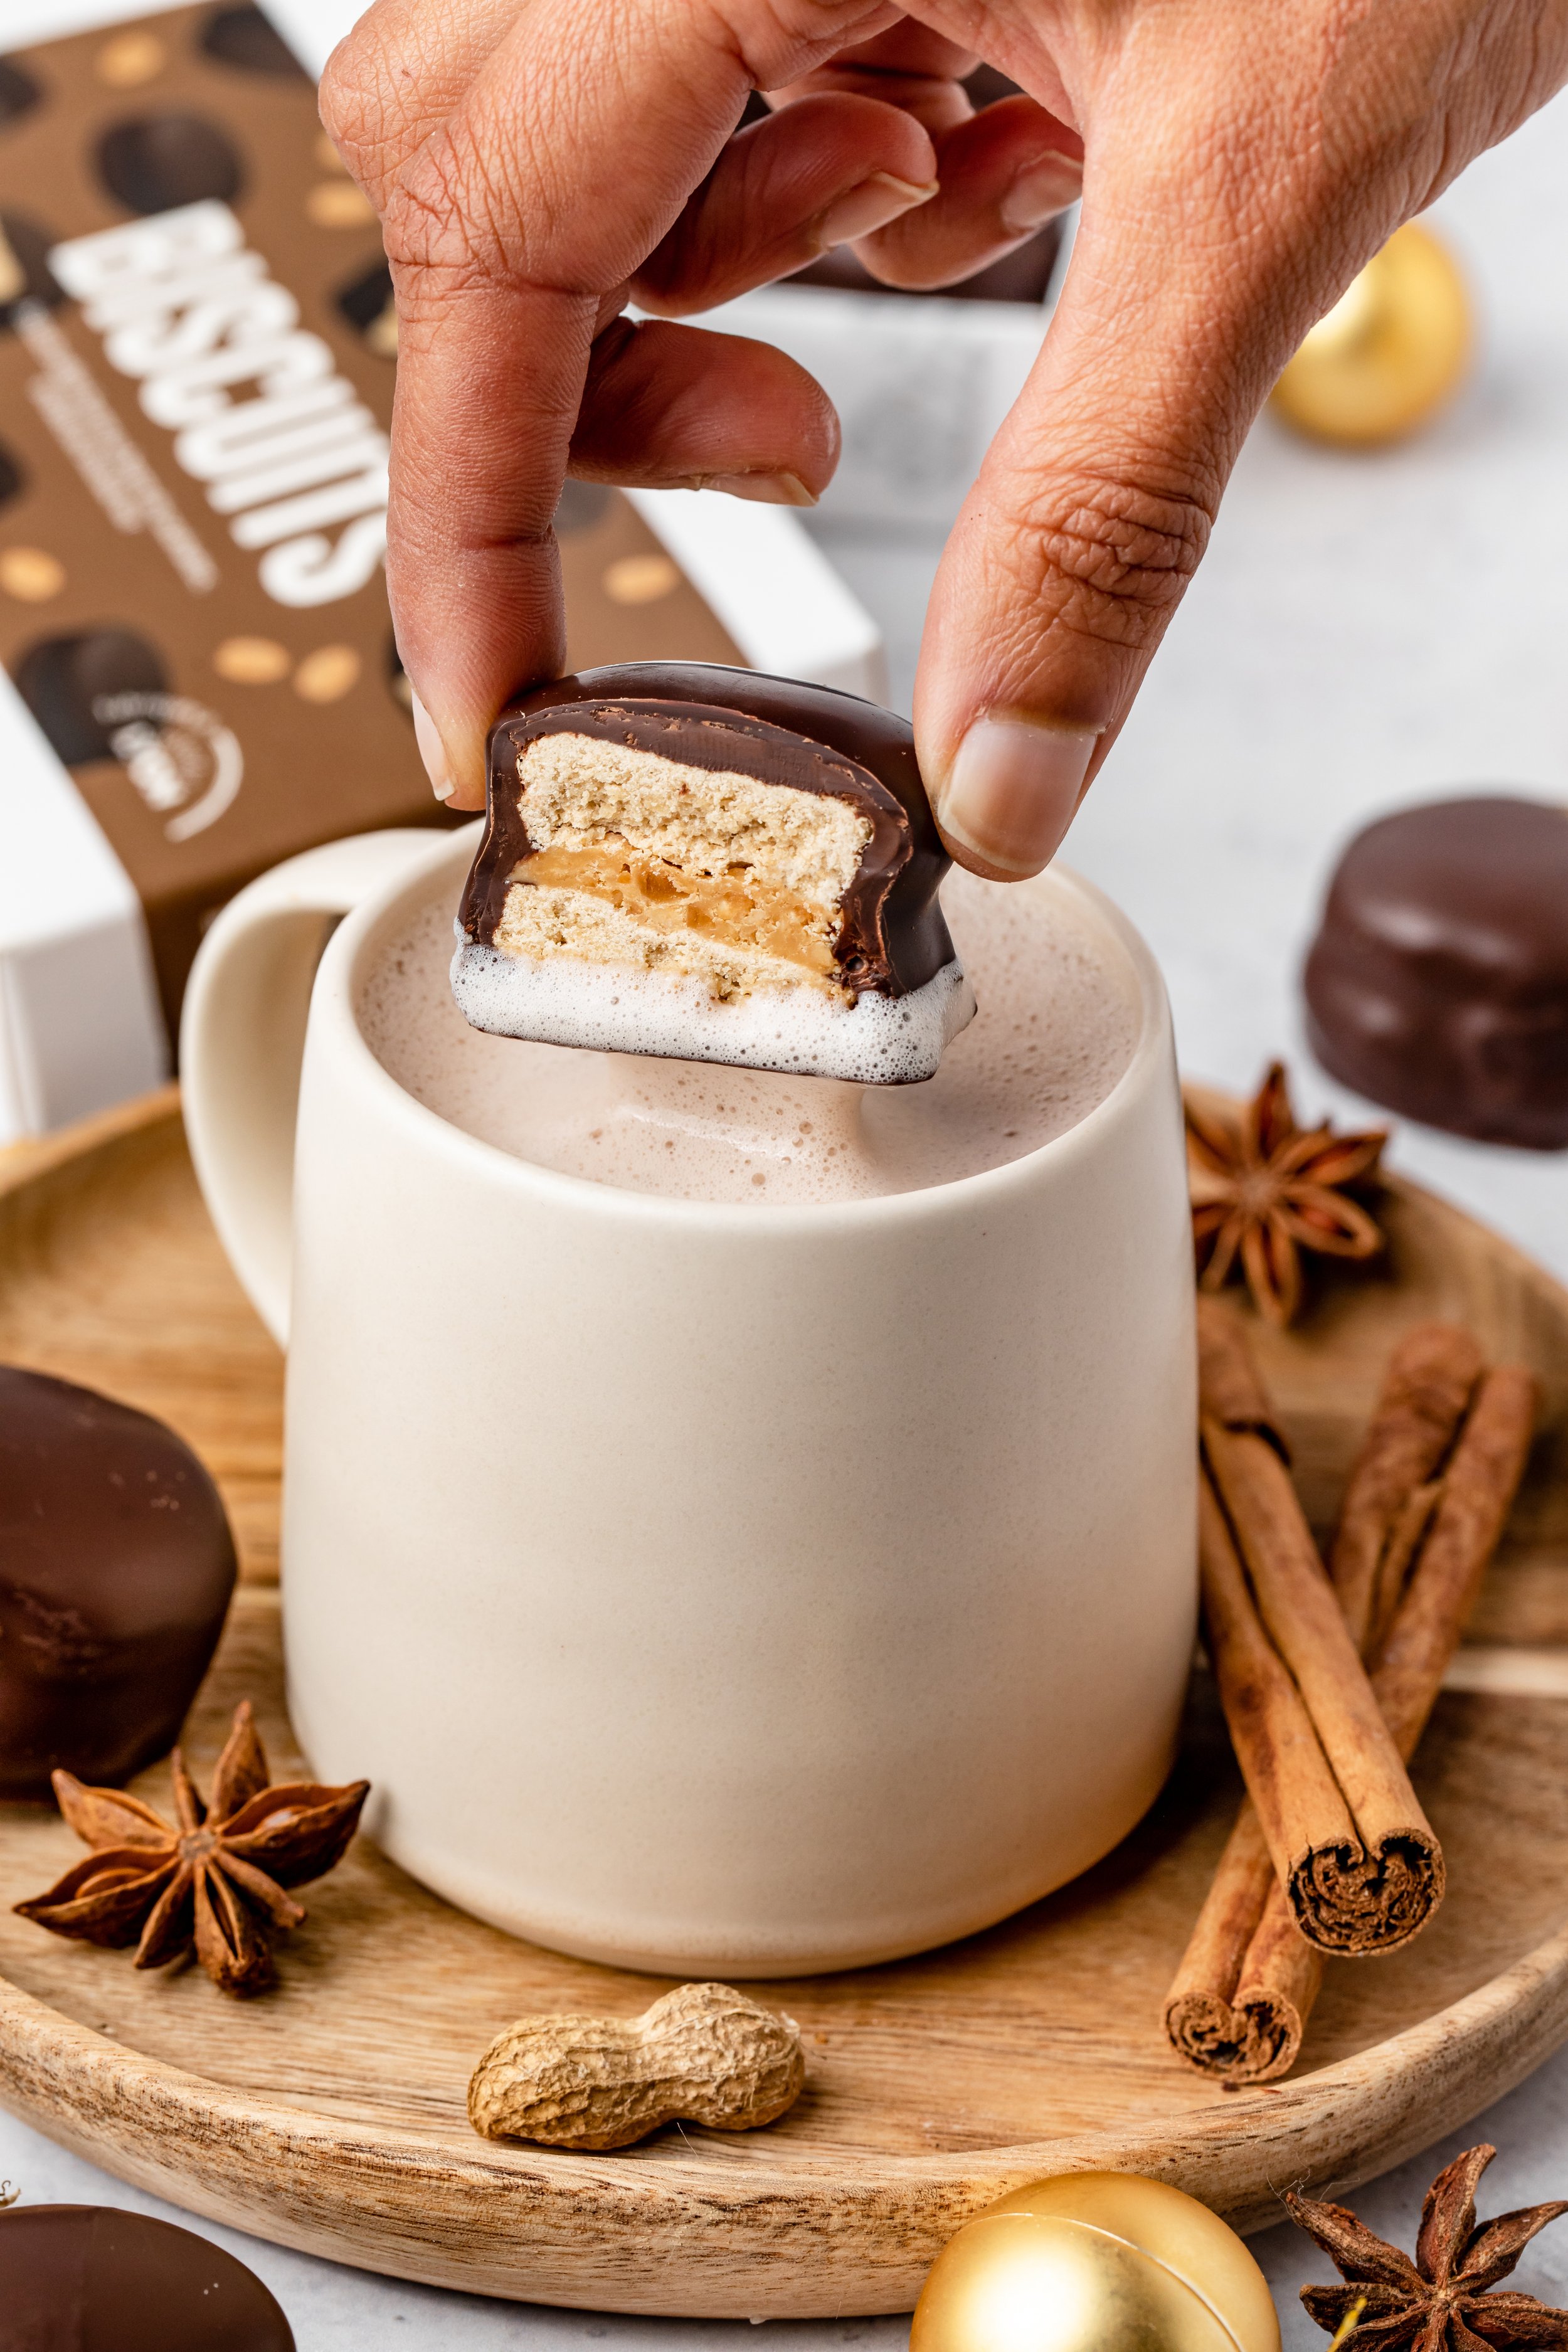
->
[0,2205,294,2351]
[0,1367,237,1798]
[1303,795,1568,1148]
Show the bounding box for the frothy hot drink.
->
[359,864,1140,1205]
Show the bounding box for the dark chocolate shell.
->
[1304,794,1568,1150]
[0,1365,237,1797]
[0,2205,294,2351]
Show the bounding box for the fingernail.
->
[933,714,1099,876]
[999,154,1082,236]
[409,689,456,800]
[815,171,938,251]
[696,470,818,508]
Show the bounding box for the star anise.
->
[1286,2144,1568,2352]
[1187,1061,1387,1326]
[14,1701,369,1996]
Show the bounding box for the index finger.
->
[320,0,520,198]
[337,0,895,804]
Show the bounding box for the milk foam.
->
[451,935,977,1085]
[359,867,1142,1206]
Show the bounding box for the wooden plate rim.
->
[4,1088,1568,2312]
[6,1909,1568,2195]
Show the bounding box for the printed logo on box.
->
[92,687,241,839]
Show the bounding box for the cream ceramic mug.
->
[181,824,1196,1975]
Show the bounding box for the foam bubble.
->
[450,935,975,1087]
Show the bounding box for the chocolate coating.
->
[0,2206,294,2351]
[14,627,168,766]
[1304,795,1568,1149]
[0,1367,237,1799]
[464,663,956,1000]
[95,113,245,216]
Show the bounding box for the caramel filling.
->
[516,840,840,980]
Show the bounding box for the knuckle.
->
[1013,472,1215,651]
[383,131,511,286]
[317,33,383,157]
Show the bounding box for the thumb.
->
[913,159,1285,881]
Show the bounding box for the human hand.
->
[322,1,1568,876]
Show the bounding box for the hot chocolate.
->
[360,861,1141,1206]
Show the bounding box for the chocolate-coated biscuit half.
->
[0,2206,294,2351]
[0,1365,237,1799]
[455,662,975,1083]
[1304,794,1568,1148]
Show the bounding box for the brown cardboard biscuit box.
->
[0,1,881,1137]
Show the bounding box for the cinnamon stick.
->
[1331,1325,1484,1648]
[1370,1364,1539,1744]
[1197,1308,1443,1956]
[1165,1324,1537,2082]
[1367,1480,1443,1655]
[1195,1459,1378,1931]
[1163,1799,1319,2080]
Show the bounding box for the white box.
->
[0,487,884,1146]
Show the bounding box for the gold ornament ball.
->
[911,2174,1279,2352]
[1269,222,1472,447]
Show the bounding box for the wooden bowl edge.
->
[3,1912,1568,2312]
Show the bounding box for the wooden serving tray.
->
[2,1089,1568,2317]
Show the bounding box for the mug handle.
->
[181,830,447,1348]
